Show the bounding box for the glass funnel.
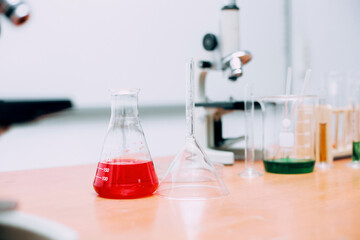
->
[156,59,229,200]
[93,89,159,199]
[261,95,317,174]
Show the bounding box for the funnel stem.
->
[186,59,195,139]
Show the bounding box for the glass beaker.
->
[93,89,159,199]
[260,95,317,174]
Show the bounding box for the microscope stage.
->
[195,101,261,110]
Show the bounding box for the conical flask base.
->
[156,138,229,200]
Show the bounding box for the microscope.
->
[194,0,253,165]
[0,0,30,34]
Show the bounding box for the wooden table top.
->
[1,157,360,240]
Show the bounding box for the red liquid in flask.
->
[93,159,159,199]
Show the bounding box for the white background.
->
[291,0,360,95]
[1,0,360,172]
[0,0,286,107]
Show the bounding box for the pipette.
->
[289,69,312,119]
[280,69,312,159]
[279,67,294,159]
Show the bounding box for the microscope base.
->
[204,148,235,165]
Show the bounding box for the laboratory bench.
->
[1,157,360,239]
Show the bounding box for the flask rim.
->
[109,88,140,96]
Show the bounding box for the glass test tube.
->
[347,85,360,168]
[316,97,333,170]
[352,103,360,161]
[319,97,327,163]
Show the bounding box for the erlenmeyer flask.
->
[93,89,158,199]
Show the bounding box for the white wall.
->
[291,0,360,96]
[5,0,359,172]
[0,0,287,108]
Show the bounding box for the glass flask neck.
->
[110,91,139,120]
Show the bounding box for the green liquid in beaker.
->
[263,158,315,174]
[352,141,360,161]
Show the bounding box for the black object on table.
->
[195,101,261,110]
[0,99,72,126]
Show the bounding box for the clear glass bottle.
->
[93,89,158,199]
